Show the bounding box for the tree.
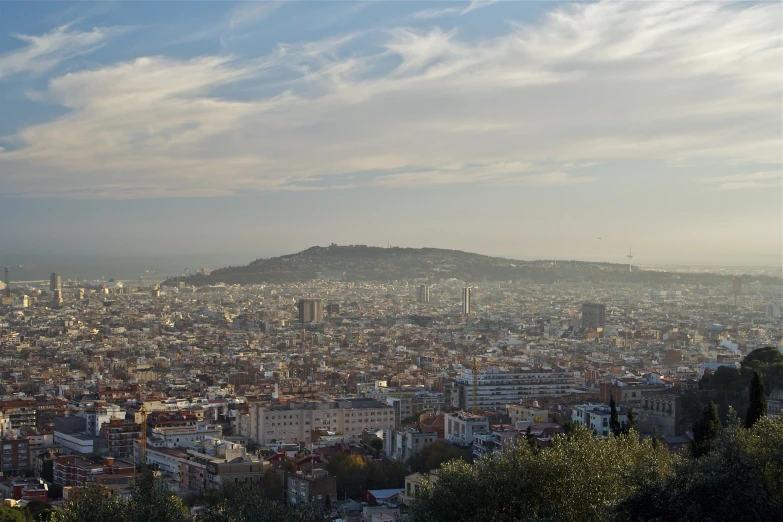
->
[691,401,721,458]
[126,469,189,522]
[369,438,384,457]
[199,482,324,522]
[409,424,674,522]
[624,407,635,434]
[745,371,767,429]
[0,506,30,522]
[58,485,127,522]
[261,467,285,502]
[525,426,537,451]
[609,396,622,437]
[618,417,783,522]
[407,440,472,474]
[40,460,54,482]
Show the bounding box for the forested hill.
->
[167,245,781,287]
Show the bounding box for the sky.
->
[0,0,781,274]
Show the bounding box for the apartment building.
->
[237,399,395,445]
[370,389,445,424]
[571,404,628,437]
[179,440,267,491]
[506,402,551,426]
[0,435,30,475]
[444,411,489,447]
[53,455,135,487]
[382,427,438,462]
[99,419,141,459]
[453,368,575,410]
[288,469,337,506]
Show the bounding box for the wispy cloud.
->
[0,24,121,81]
[699,171,782,190]
[413,1,498,20]
[0,0,780,198]
[175,1,286,45]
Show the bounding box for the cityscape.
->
[0,0,781,521]
[0,243,780,520]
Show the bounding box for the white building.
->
[453,368,576,410]
[147,421,223,449]
[444,411,489,447]
[75,404,126,436]
[382,427,437,462]
[651,290,682,304]
[571,404,628,438]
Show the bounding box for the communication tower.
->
[626,247,634,273]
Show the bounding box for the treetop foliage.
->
[410,418,783,522]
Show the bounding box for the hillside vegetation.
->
[169,245,780,287]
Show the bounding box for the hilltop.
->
[167,245,781,287]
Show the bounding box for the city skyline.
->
[0,1,781,267]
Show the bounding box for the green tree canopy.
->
[692,401,722,458]
[199,482,323,522]
[409,425,674,522]
[618,417,783,522]
[745,371,767,428]
[407,440,472,474]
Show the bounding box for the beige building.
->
[237,399,395,445]
[507,402,551,426]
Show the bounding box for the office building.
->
[462,287,472,315]
[766,302,782,319]
[50,272,61,292]
[298,298,323,324]
[417,285,430,303]
[581,303,606,330]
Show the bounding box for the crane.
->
[139,403,148,469]
[472,357,479,414]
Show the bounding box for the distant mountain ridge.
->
[167,245,781,287]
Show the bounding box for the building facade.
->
[237,399,395,445]
[581,303,606,330]
[444,411,489,447]
[453,368,575,410]
[298,299,323,324]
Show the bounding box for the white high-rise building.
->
[767,302,782,319]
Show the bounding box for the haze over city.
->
[0,0,781,269]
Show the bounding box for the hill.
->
[166,245,782,287]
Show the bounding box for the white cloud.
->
[413,1,498,20]
[0,24,120,80]
[0,0,780,198]
[698,171,782,190]
[175,2,285,45]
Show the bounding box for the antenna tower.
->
[626,247,634,273]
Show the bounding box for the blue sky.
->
[0,0,781,268]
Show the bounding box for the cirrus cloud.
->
[0,0,780,198]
